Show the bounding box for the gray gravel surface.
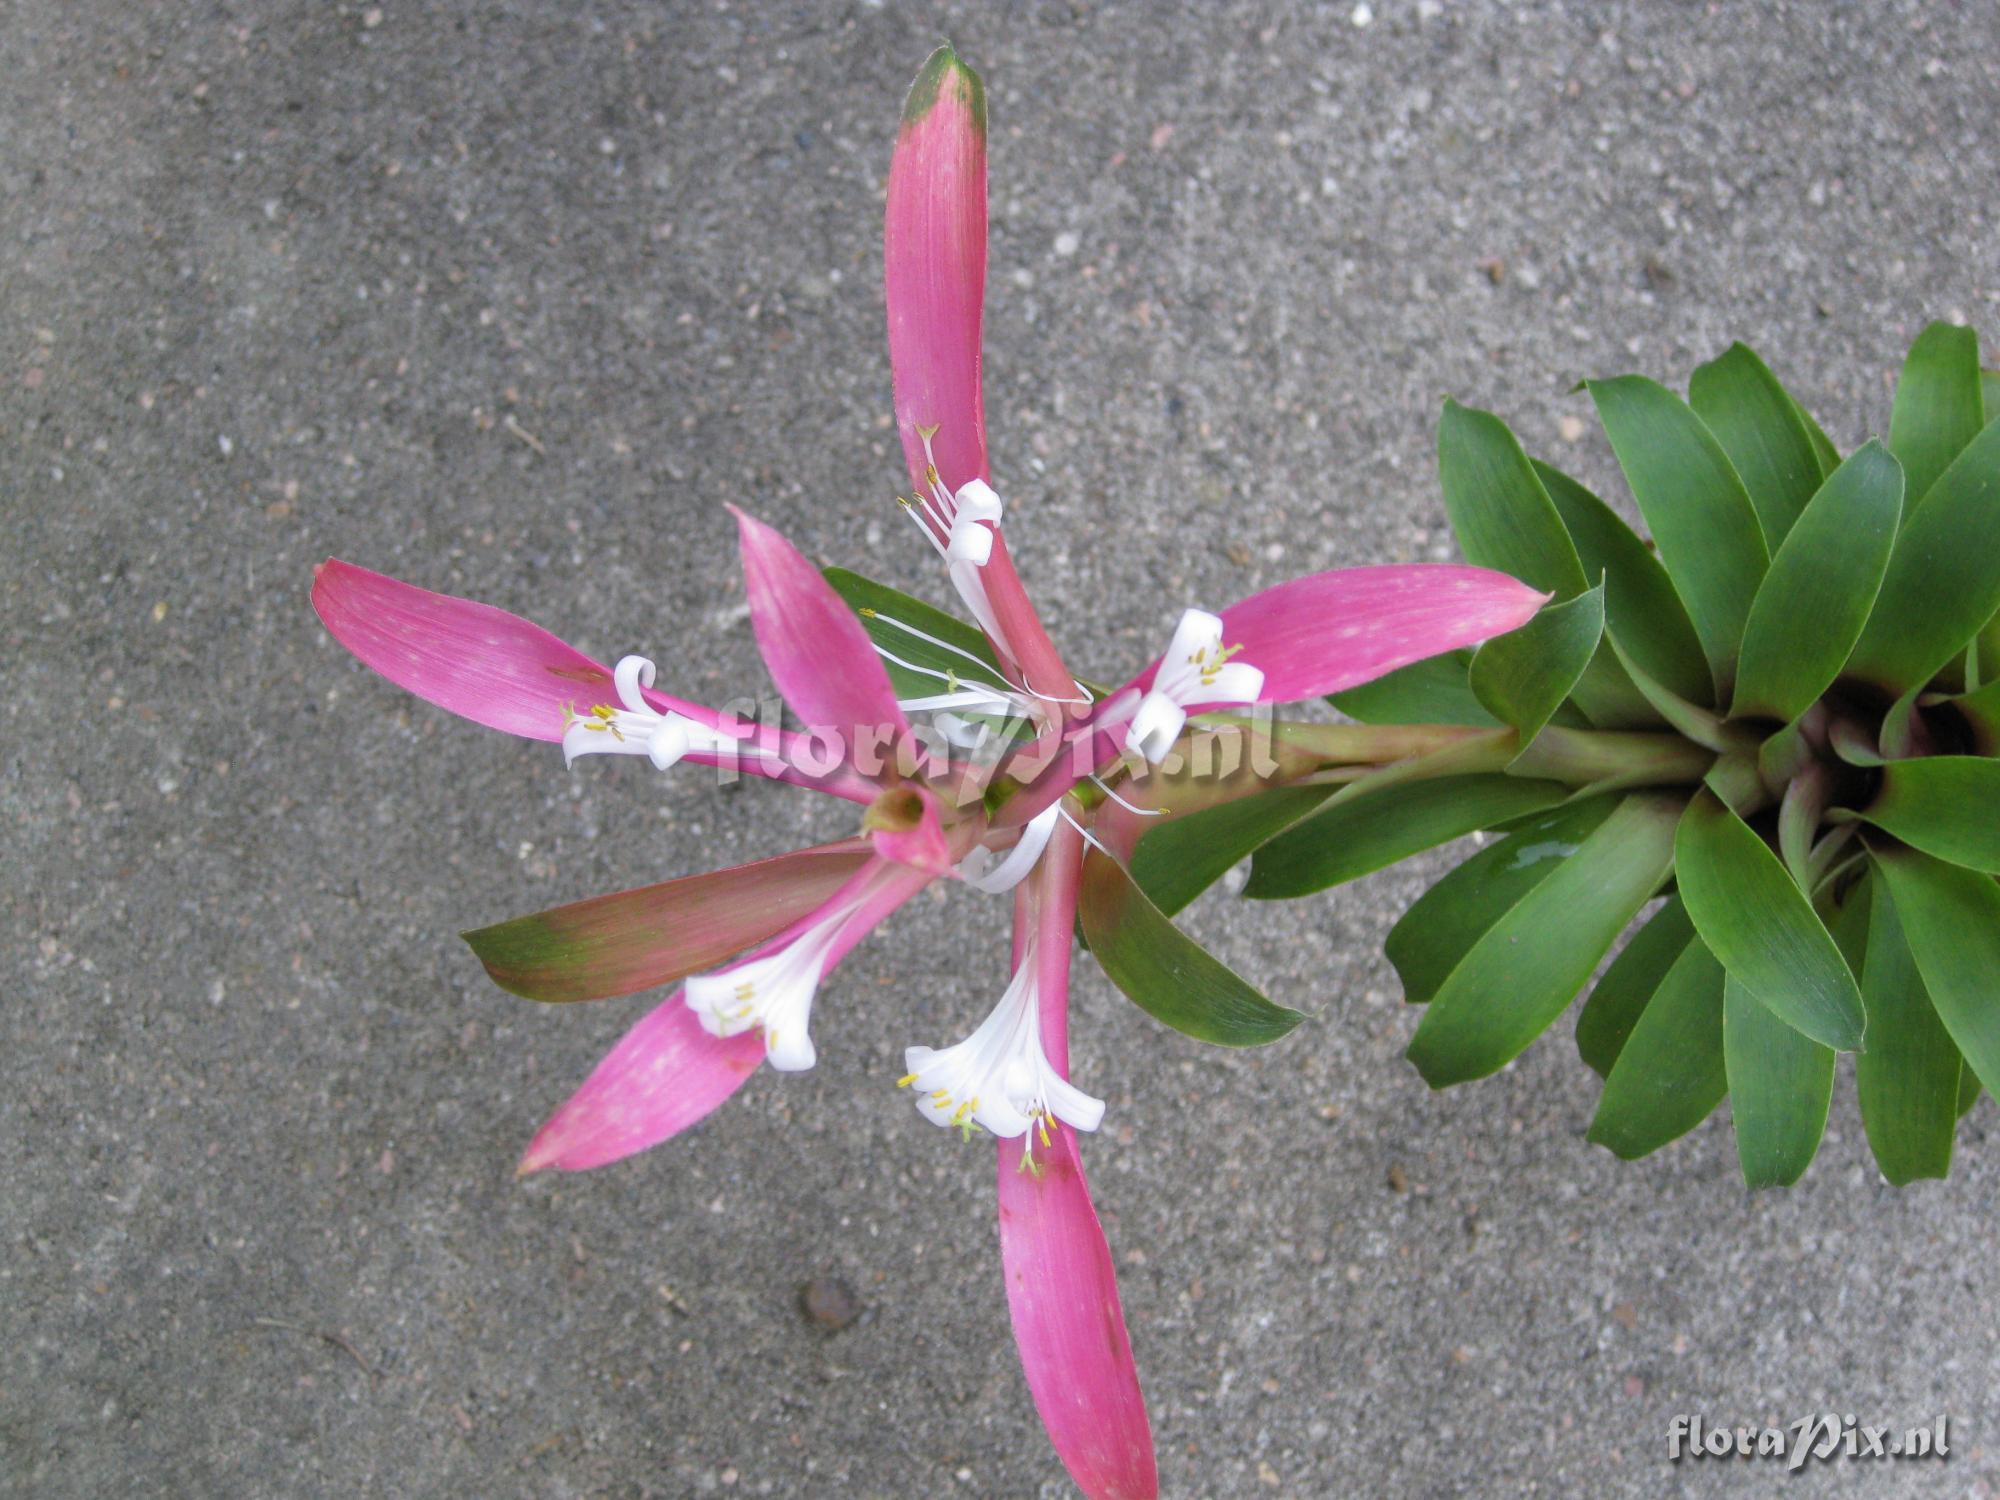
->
[6,2,1998,1496]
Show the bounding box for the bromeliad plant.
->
[1172,322,2000,1192]
[314,47,1548,1500]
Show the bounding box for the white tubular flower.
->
[683,901,854,1072]
[1124,608,1265,763]
[899,939,1106,1160]
[561,655,750,771]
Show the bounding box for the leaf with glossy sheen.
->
[1731,441,1904,722]
[1469,586,1605,747]
[1845,420,2000,697]
[1576,897,1696,1077]
[1329,649,1499,726]
[1689,342,1828,545]
[1079,850,1305,1047]
[1588,376,1770,699]
[464,842,873,1002]
[1857,872,1961,1184]
[1387,796,1623,1005]
[1131,784,1333,918]
[1861,757,2000,872]
[1889,321,1985,510]
[1674,790,1865,1050]
[1535,459,1714,706]
[1587,938,1727,1159]
[1245,773,1569,900]
[1406,794,1682,1086]
[1437,400,1588,593]
[1723,973,1834,1188]
[1872,846,2000,1096]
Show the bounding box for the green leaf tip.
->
[902,43,987,135]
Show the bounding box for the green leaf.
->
[1856,871,1961,1184]
[1329,649,1499,727]
[1889,321,1985,510]
[1131,784,1333,918]
[1468,586,1605,748]
[1983,368,2000,427]
[1872,846,2000,1096]
[1689,342,1829,545]
[1844,420,2000,697]
[1723,973,1834,1188]
[1535,459,1714,706]
[1437,400,1590,596]
[463,843,872,1003]
[823,565,1012,711]
[1587,938,1727,1159]
[1861,757,2000,872]
[1787,390,1842,475]
[1576,897,1696,1077]
[1244,773,1569,901]
[1603,632,1745,754]
[1078,850,1306,1046]
[1588,376,1771,699]
[1959,1067,1983,1118]
[1386,796,1623,1005]
[1730,441,1904,722]
[1673,790,1866,1050]
[1406,794,1682,1086]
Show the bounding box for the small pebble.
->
[799,1276,862,1332]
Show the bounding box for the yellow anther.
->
[1038,1116,1051,1148]
[860,606,879,618]
[897,1072,918,1088]
[924,462,940,488]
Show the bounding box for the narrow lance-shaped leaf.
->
[1888,321,1984,511]
[464,842,874,1002]
[1436,399,1589,595]
[1245,773,1568,901]
[1587,938,1728,1160]
[1845,420,2000,697]
[1079,850,1305,1047]
[1723,972,1834,1189]
[1859,757,2000,873]
[1535,459,1714,706]
[1588,376,1770,700]
[1575,897,1696,1077]
[1674,790,1866,1051]
[1872,846,2000,1097]
[1689,342,1829,545]
[1387,796,1624,1005]
[1131,785,1333,918]
[885,44,989,495]
[1730,441,1903,722]
[1468,585,1605,748]
[1856,871,1961,1184]
[1407,794,1682,1087]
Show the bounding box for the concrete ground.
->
[6,2,1998,1495]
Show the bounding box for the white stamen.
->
[957,804,1062,894]
[562,653,767,772]
[898,932,1105,1155]
[1088,774,1165,816]
[1123,608,1265,763]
